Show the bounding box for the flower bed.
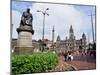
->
[12,52,58,74]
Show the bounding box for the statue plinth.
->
[15,25,34,55]
[17,25,34,34]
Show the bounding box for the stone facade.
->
[56,25,87,51]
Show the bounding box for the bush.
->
[12,52,58,74]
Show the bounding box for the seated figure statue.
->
[20,8,33,26]
[17,8,34,34]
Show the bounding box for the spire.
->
[70,25,73,33]
[82,32,86,40]
[69,25,74,39]
[52,26,55,32]
[57,35,60,41]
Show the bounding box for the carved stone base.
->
[15,23,34,55]
[17,31,33,46]
[15,31,33,55]
[14,46,33,55]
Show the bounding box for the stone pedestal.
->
[17,32,32,46]
[15,25,34,55]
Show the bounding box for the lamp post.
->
[52,26,55,51]
[37,8,49,41]
[88,12,95,44]
[37,8,49,51]
[90,12,95,44]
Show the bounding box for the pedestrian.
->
[63,52,68,62]
[68,54,74,61]
[81,51,84,56]
[84,50,87,55]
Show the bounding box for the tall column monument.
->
[15,8,34,55]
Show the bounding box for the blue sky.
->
[12,1,32,13]
[12,1,96,43]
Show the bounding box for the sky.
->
[12,1,96,43]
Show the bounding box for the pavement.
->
[60,53,96,70]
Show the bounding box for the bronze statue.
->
[17,8,34,34]
[20,8,33,26]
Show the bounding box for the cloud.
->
[12,10,21,38]
[12,2,96,43]
[30,3,95,41]
[12,1,32,13]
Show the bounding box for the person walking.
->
[63,51,68,62]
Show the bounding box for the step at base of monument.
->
[14,46,33,55]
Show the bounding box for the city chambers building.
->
[55,25,87,52]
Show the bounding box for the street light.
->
[88,11,95,44]
[37,8,49,41]
[37,8,49,52]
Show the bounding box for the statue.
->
[20,8,33,26]
[15,8,34,55]
[17,8,34,34]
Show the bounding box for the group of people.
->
[63,51,74,62]
[63,50,87,62]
